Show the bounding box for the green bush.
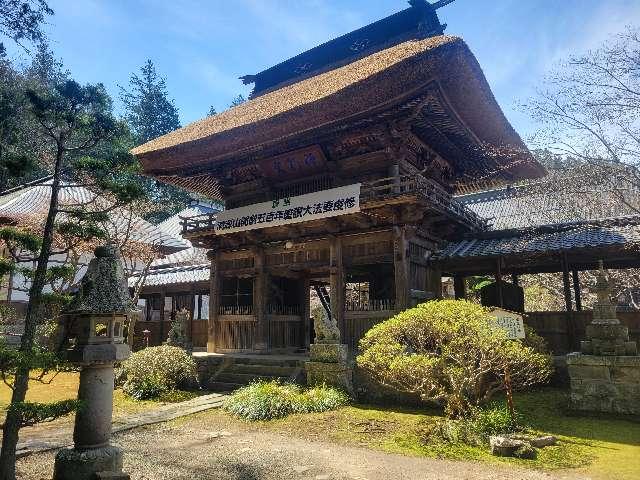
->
[121,345,197,400]
[423,406,521,447]
[357,299,553,417]
[223,381,348,421]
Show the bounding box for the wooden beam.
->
[302,276,311,350]
[572,269,582,312]
[453,276,466,299]
[207,251,220,353]
[511,273,519,288]
[495,258,504,308]
[329,236,345,338]
[253,246,269,352]
[561,253,576,351]
[393,226,410,309]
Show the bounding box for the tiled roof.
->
[436,218,640,260]
[458,182,640,231]
[129,264,210,288]
[151,204,217,268]
[0,180,188,253]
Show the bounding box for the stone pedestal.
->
[305,343,353,394]
[567,353,640,415]
[53,446,125,480]
[567,261,639,415]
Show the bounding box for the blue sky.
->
[9,0,640,142]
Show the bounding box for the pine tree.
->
[208,105,217,116]
[120,60,189,222]
[230,93,246,107]
[0,0,53,54]
[120,59,180,144]
[0,79,145,480]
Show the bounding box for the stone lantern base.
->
[53,445,127,480]
[305,343,353,394]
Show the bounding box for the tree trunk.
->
[0,147,63,480]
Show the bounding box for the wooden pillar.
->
[302,276,311,350]
[511,273,519,288]
[329,236,345,337]
[207,251,220,353]
[159,288,166,345]
[561,253,576,351]
[572,270,582,312]
[495,259,504,308]
[393,226,409,310]
[253,247,269,351]
[453,276,466,300]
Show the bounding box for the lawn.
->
[0,371,179,419]
[197,388,639,480]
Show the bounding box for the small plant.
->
[422,405,522,447]
[120,345,197,400]
[223,381,348,421]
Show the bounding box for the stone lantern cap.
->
[66,244,133,315]
[63,244,132,364]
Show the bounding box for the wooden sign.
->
[258,145,327,179]
[215,184,360,235]
[489,308,526,340]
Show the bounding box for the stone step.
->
[215,373,290,385]
[226,363,298,376]
[206,381,243,392]
[230,356,306,368]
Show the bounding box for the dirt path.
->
[17,412,589,480]
[15,393,226,457]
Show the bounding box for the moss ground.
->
[0,371,197,418]
[187,388,639,480]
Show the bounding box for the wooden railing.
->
[218,305,253,315]
[266,304,301,315]
[360,175,486,229]
[345,299,395,312]
[181,175,486,235]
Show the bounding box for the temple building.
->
[132,1,547,354]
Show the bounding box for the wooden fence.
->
[525,311,640,354]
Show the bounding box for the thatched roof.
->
[134,36,543,187]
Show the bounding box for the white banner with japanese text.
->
[215,184,361,235]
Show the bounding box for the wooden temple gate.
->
[132,1,545,355]
[206,220,446,353]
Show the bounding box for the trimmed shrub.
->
[121,345,197,400]
[223,381,348,421]
[357,299,553,417]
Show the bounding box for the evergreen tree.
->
[229,93,246,107]
[0,0,53,54]
[120,60,190,222]
[120,59,180,144]
[0,79,145,480]
[207,105,217,116]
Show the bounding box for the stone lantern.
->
[53,244,132,480]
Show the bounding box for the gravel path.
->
[17,411,589,480]
[15,393,226,458]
